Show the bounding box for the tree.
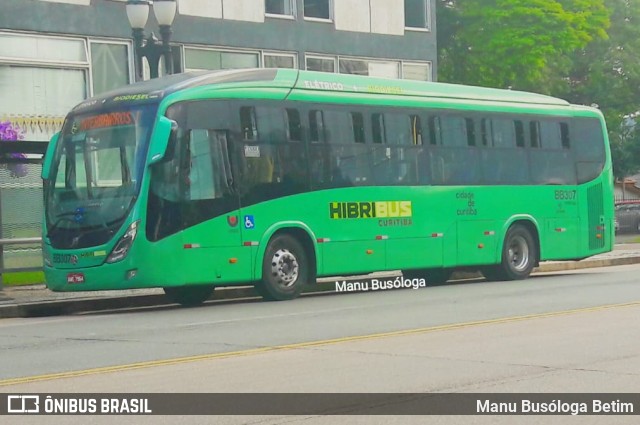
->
[554,0,640,179]
[437,0,609,93]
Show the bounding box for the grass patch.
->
[2,271,45,286]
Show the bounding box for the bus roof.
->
[71,68,573,114]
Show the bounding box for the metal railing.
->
[0,237,43,274]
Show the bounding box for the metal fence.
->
[0,143,46,282]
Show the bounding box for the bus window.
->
[465,118,476,146]
[480,118,492,146]
[309,110,325,143]
[560,122,570,149]
[410,115,423,145]
[491,119,516,148]
[240,106,257,140]
[428,116,441,145]
[515,120,525,147]
[539,121,563,149]
[285,108,302,142]
[529,121,541,148]
[440,115,467,147]
[351,112,366,144]
[372,113,385,144]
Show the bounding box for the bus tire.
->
[163,285,214,307]
[494,224,537,281]
[256,234,308,301]
[402,268,452,285]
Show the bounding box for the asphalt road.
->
[2,265,640,424]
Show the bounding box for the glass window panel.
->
[304,0,331,19]
[185,49,222,70]
[91,43,129,96]
[266,0,294,15]
[339,59,368,76]
[403,63,431,81]
[307,57,335,73]
[0,65,86,118]
[404,0,428,28]
[0,34,87,62]
[221,52,259,69]
[368,61,400,79]
[264,54,296,69]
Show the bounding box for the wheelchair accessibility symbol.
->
[244,215,255,229]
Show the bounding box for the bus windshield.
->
[45,104,157,249]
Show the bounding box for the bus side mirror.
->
[148,116,178,165]
[41,132,59,180]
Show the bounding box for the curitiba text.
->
[336,278,426,293]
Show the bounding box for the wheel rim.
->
[270,249,299,288]
[507,234,529,272]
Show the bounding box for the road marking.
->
[1,301,639,387]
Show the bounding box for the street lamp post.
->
[126,0,177,81]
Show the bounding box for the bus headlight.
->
[106,221,139,264]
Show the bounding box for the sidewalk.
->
[2,244,640,319]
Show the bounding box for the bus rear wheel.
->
[484,224,537,281]
[163,285,214,307]
[256,234,309,301]
[402,268,452,285]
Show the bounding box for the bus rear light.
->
[106,221,139,264]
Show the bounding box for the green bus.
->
[41,69,614,305]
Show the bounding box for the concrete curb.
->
[1,255,639,319]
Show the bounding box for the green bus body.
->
[41,69,614,301]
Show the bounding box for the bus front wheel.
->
[484,224,537,281]
[163,285,214,307]
[256,234,309,301]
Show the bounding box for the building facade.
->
[0,0,437,276]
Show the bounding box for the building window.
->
[306,56,336,73]
[0,32,93,142]
[404,0,430,30]
[304,0,332,20]
[402,62,432,81]
[339,58,399,79]
[264,53,297,69]
[266,0,295,17]
[90,42,130,96]
[184,48,259,71]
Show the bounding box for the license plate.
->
[67,273,85,284]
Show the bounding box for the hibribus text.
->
[336,277,426,292]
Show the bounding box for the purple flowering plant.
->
[0,121,28,178]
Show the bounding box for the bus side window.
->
[410,115,423,145]
[515,121,525,147]
[539,121,563,149]
[480,118,492,146]
[240,106,257,140]
[372,113,385,144]
[428,116,441,145]
[309,109,325,143]
[285,108,302,142]
[560,122,570,149]
[530,121,541,148]
[465,118,476,146]
[350,112,366,144]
